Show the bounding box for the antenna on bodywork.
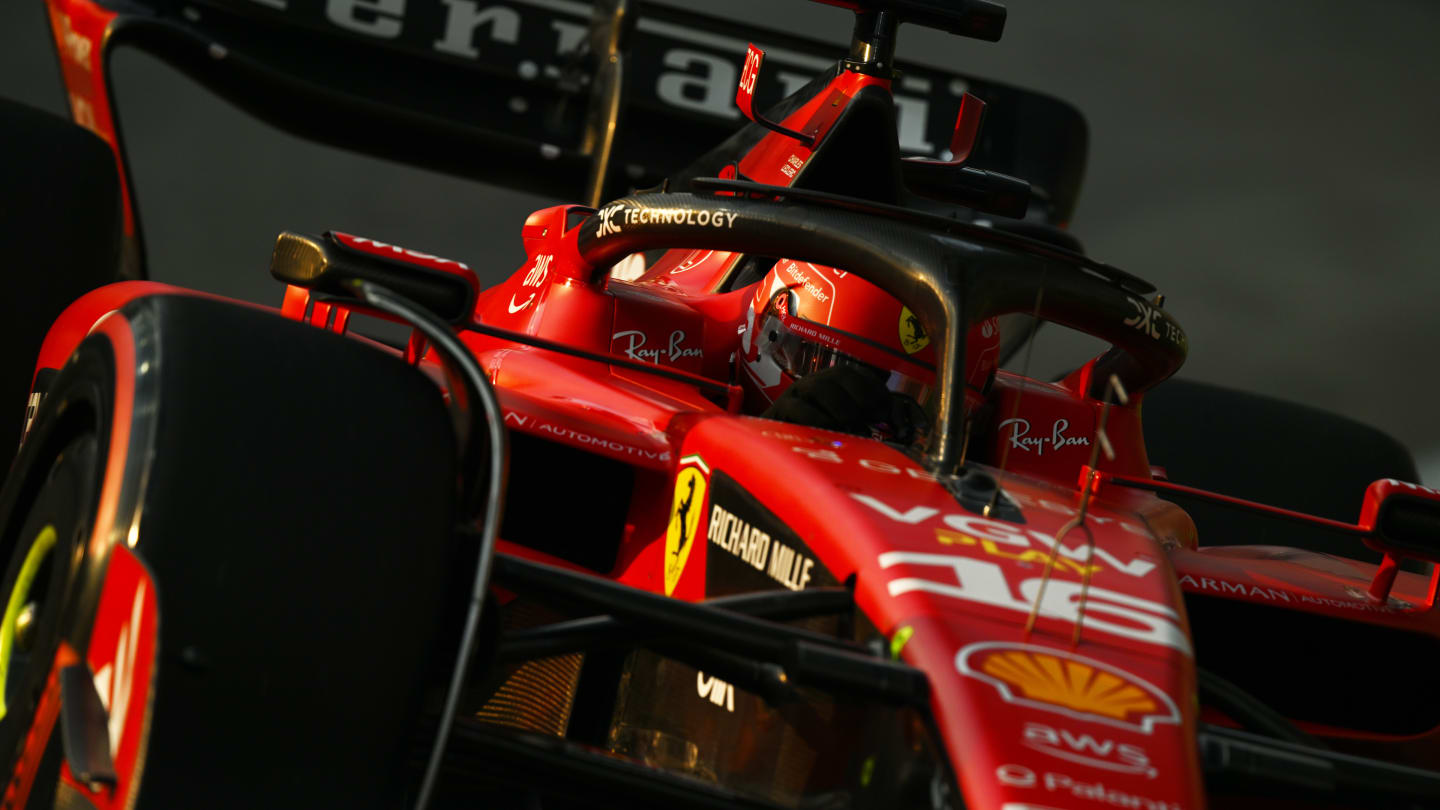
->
[580,0,633,207]
[1023,374,1129,646]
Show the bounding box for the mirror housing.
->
[1358,479,1440,602]
[270,231,479,325]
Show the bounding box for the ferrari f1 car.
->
[3,0,1439,808]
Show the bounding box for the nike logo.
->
[508,293,535,314]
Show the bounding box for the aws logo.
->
[1023,722,1155,778]
[665,455,710,595]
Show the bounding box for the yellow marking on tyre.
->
[0,525,58,721]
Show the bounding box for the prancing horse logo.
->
[665,455,710,595]
[899,306,930,354]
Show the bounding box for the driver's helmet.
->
[739,259,1000,418]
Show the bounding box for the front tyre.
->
[0,293,464,807]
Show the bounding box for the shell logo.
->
[956,642,1180,733]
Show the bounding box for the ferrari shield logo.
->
[665,455,711,595]
[898,306,929,354]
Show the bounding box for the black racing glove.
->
[763,364,925,442]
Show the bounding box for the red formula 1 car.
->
[2,1,1439,808]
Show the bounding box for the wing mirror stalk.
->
[270,231,480,325]
[1097,473,1440,606]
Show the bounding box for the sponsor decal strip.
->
[881,552,1190,654]
[997,418,1091,456]
[996,764,1185,810]
[1179,574,1415,613]
[855,494,1157,578]
[612,329,703,364]
[708,502,815,591]
[597,205,740,236]
[503,410,670,462]
[1023,721,1156,778]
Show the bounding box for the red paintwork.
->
[58,544,159,809]
[4,645,71,808]
[44,0,132,235]
[738,70,890,187]
[331,231,472,274]
[29,281,269,398]
[23,31,1440,810]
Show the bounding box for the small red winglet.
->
[734,43,815,147]
[908,92,987,167]
[737,44,762,120]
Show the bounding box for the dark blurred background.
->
[4,0,1438,478]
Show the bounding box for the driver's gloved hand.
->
[762,364,890,436]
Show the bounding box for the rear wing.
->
[45,0,1087,276]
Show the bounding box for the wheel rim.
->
[0,524,57,722]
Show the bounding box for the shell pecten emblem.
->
[957,642,1180,733]
[665,455,710,596]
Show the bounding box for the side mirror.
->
[1358,479,1440,601]
[270,231,479,325]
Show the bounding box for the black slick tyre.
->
[0,293,463,807]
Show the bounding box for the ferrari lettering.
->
[1023,722,1156,778]
[997,417,1091,456]
[657,49,741,119]
[707,504,814,591]
[612,330,703,364]
[853,494,1157,578]
[432,0,519,58]
[237,0,953,156]
[880,553,1190,654]
[326,0,404,38]
[995,765,1183,810]
[696,671,735,712]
